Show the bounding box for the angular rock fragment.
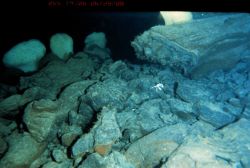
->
[0,94,22,117]
[23,99,60,142]
[93,107,122,156]
[85,79,129,111]
[71,133,94,157]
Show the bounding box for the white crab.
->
[151,83,164,92]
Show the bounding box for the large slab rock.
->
[220,118,250,167]
[132,14,250,78]
[163,119,250,168]
[162,137,238,168]
[125,123,192,168]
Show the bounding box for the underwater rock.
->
[50,33,73,60]
[0,83,17,100]
[116,108,142,143]
[136,99,174,133]
[59,80,96,113]
[79,151,134,168]
[0,86,52,117]
[108,60,137,81]
[84,32,111,61]
[71,133,94,157]
[162,119,250,167]
[84,78,129,111]
[78,153,103,168]
[220,118,250,167]
[78,101,95,130]
[42,161,72,168]
[0,136,7,156]
[60,125,83,147]
[93,107,122,156]
[2,39,46,73]
[176,80,215,103]
[84,44,111,61]
[0,94,22,117]
[0,120,16,137]
[68,110,84,126]
[228,97,242,108]
[168,98,197,122]
[20,53,98,100]
[72,107,122,157]
[29,149,50,168]
[0,132,46,168]
[21,86,52,103]
[197,101,236,128]
[23,99,60,142]
[132,14,250,78]
[102,151,135,168]
[52,148,67,163]
[243,107,250,120]
[125,123,191,168]
[163,136,238,168]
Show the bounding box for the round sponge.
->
[160,11,193,25]
[50,33,73,60]
[3,39,46,73]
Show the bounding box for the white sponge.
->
[50,33,73,60]
[160,11,193,25]
[84,32,107,49]
[3,39,46,73]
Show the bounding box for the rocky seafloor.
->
[0,13,250,168]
